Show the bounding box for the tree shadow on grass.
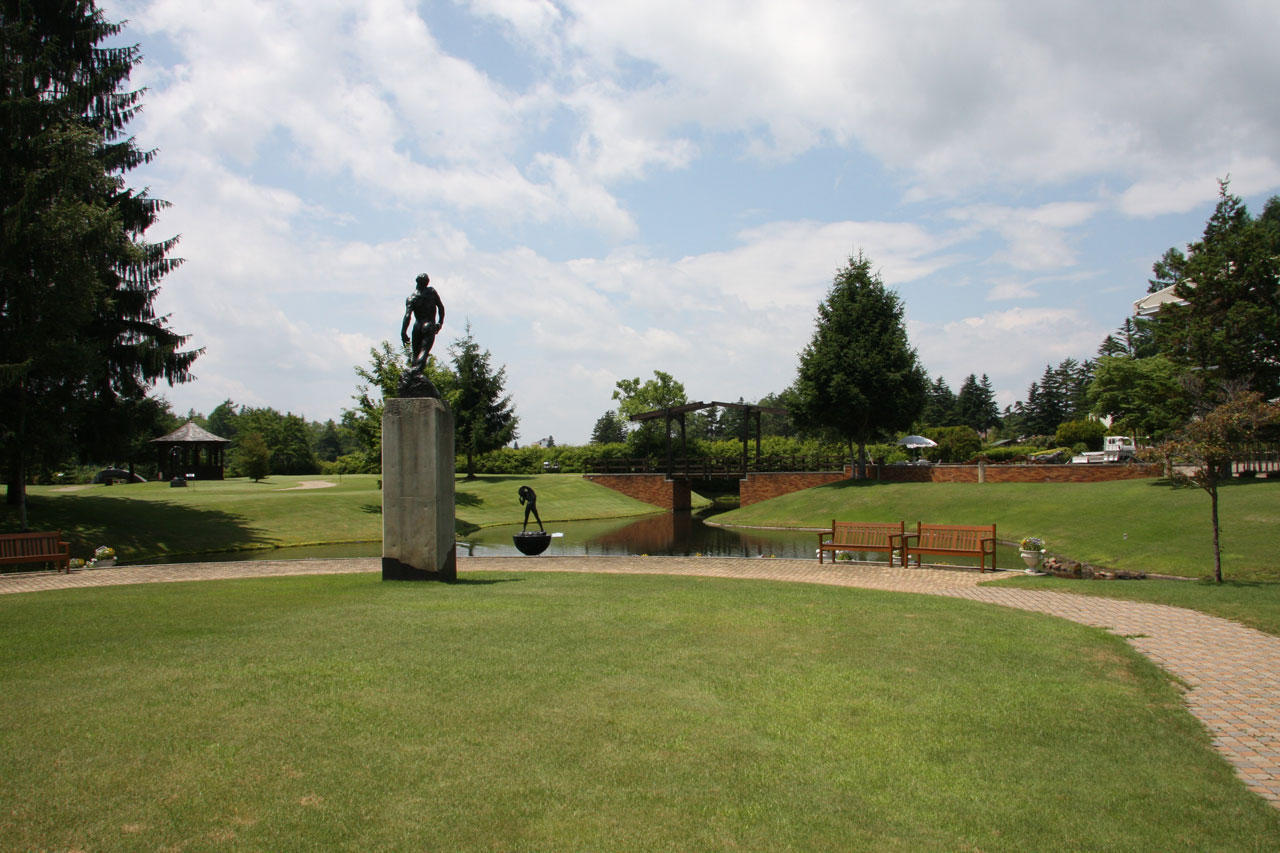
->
[826,478,895,490]
[1,495,272,563]
[454,474,534,484]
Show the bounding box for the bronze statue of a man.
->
[401,273,445,372]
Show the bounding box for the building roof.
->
[1133,283,1188,317]
[152,421,232,444]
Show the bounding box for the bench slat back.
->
[0,531,65,559]
[916,523,995,551]
[832,521,904,549]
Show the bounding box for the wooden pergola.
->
[151,422,232,481]
[630,401,788,476]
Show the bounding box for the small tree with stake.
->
[1153,391,1280,583]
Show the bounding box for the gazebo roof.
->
[152,421,231,445]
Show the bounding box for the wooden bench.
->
[817,520,905,565]
[0,531,71,573]
[899,523,997,572]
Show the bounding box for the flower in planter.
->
[1019,537,1045,552]
[93,546,116,560]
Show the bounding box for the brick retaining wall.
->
[586,462,1162,512]
[876,462,1162,483]
[582,474,691,510]
[740,467,855,506]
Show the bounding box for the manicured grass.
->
[2,572,1276,850]
[1,474,672,563]
[718,477,1280,582]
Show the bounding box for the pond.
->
[132,512,1025,569]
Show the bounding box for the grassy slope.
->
[717,476,1280,635]
[2,474,673,562]
[718,477,1280,581]
[2,572,1276,851]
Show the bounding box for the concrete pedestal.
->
[382,397,456,581]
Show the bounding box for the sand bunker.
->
[274,480,337,491]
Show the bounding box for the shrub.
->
[924,426,982,463]
[1054,419,1107,451]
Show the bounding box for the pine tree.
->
[449,324,518,479]
[1,1,199,518]
[920,376,957,427]
[1152,182,1280,400]
[792,252,927,476]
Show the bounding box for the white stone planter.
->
[1019,549,1044,574]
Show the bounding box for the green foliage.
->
[234,432,271,482]
[955,373,1000,432]
[923,426,983,463]
[792,252,928,473]
[612,370,688,457]
[1,2,199,511]
[1152,182,1280,399]
[590,411,628,444]
[976,445,1042,463]
[920,376,958,427]
[1054,419,1107,452]
[1154,391,1280,582]
[340,341,442,473]
[1097,316,1158,359]
[448,325,518,479]
[1016,359,1094,436]
[1087,355,1191,441]
[211,405,318,475]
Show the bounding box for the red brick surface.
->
[583,474,691,510]
[740,467,854,505]
[877,462,1162,483]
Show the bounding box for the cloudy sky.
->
[107,0,1280,444]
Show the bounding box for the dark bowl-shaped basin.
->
[513,531,552,556]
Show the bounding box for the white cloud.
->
[912,306,1107,405]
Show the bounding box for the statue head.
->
[415,273,430,289]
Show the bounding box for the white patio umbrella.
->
[897,434,937,462]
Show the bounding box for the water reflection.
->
[132,512,1022,568]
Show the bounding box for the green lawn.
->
[2,474,674,563]
[3,571,1276,851]
[718,477,1280,582]
[716,476,1280,636]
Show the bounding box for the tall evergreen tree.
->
[449,325,518,480]
[589,411,628,445]
[1152,182,1280,400]
[1,1,198,519]
[920,376,957,427]
[955,373,1000,432]
[792,252,927,476]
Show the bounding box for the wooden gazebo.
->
[152,422,232,481]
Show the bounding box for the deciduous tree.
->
[1154,391,1280,582]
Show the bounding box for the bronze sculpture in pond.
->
[397,273,446,398]
[518,485,544,532]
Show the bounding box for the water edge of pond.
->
[127,512,1025,569]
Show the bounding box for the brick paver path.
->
[4,556,1278,805]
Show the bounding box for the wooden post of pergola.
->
[629,400,789,477]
